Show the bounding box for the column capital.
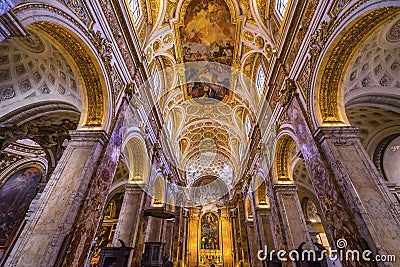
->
[229,208,238,218]
[273,184,298,195]
[255,207,271,214]
[314,126,359,144]
[69,130,109,144]
[124,183,146,192]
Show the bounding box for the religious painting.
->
[200,212,220,250]
[181,0,235,101]
[0,167,42,249]
[185,62,230,101]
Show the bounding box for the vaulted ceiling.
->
[127,0,282,187]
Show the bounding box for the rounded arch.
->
[240,52,269,104]
[0,161,46,187]
[104,185,126,211]
[311,4,400,127]
[254,175,269,208]
[91,187,124,265]
[108,160,130,193]
[123,134,148,184]
[152,175,165,206]
[273,133,297,184]
[0,157,47,185]
[244,195,254,221]
[12,3,113,130]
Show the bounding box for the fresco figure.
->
[182,0,234,101]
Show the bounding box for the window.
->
[276,0,288,18]
[152,68,161,96]
[129,0,141,22]
[245,115,251,136]
[256,65,266,95]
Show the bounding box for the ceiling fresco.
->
[181,0,234,64]
[181,0,235,101]
[133,0,276,191]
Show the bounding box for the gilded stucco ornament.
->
[305,2,400,124]
[278,78,296,107]
[33,22,104,126]
[317,8,399,123]
[62,0,94,28]
[124,82,136,100]
[243,30,254,43]
[274,135,294,183]
[91,30,113,69]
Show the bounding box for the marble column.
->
[146,216,164,242]
[263,173,287,251]
[170,208,188,267]
[6,130,109,267]
[315,126,400,260]
[112,184,146,246]
[273,184,312,251]
[254,208,274,252]
[287,95,398,266]
[180,208,189,267]
[62,101,128,267]
[245,220,259,267]
[131,194,152,266]
[229,208,240,267]
[237,201,251,267]
[6,100,129,266]
[163,218,175,261]
[170,208,181,265]
[111,183,146,263]
[187,211,199,266]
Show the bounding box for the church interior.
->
[0,0,399,266]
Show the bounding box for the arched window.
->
[245,115,251,136]
[153,68,161,96]
[256,65,266,95]
[245,196,253,221]
[153,176,164,206]
[128,0,141,22]
[257,182,269,207]
[276,0,288,18]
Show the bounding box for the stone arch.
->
[11,3,113,130]
[152,175,165,206]
[244,195,253,221]
[0,145,48,184]
[108,160,130,193]
[0,29,82,119]
[312,4,400,127]
[333,15,400,194]
[123,135,148,183]
[253,175,269,208]
[273,133,297,184]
